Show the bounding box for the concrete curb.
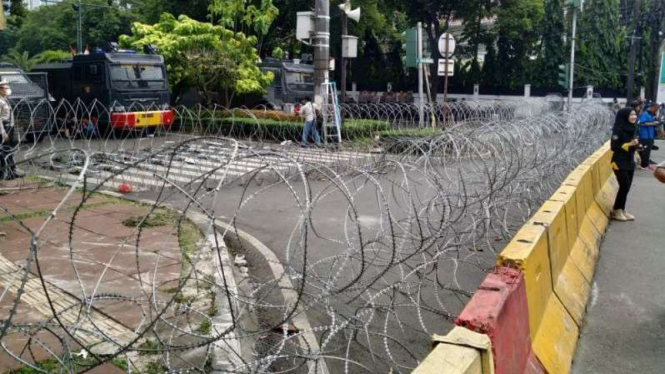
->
[213,221,329,374]
[94,191,327,373]
[90,191,245,372]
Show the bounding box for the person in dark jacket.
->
[610,108,639,221]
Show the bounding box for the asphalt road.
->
[16,130,607,372]
[573,141,665,373]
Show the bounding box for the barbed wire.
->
[0,98,611,373]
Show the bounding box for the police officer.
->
[0,80,23,180]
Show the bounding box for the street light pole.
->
[567,7,577,112]
[417,22,424,127]
[626,0,642,102]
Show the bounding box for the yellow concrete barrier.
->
[498,143,617,373]
[498,224,579,374]
[529,201,590,326]
[413,142,617,374]
[413,327,494,374]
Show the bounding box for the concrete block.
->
[456,268,536,374]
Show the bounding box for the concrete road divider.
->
[413,141,618,374]
[498,224,579,374]
[414,326,494,374]
[455,267,545,374]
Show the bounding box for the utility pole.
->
[314,0,330,106]
[417,22,424,127]
[567,6,578,112]
[627,0,642,102]
[443,34,450,103]
[340,9,348,103]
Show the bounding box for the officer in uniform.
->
[0,80,23,180]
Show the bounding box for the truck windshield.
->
[0,71,30,84]
[285,72,313,91]
[111,64,165,89]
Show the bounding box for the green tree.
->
[209,0,279,37]
[481,41,498,88]
[14,0,138,56]
[8,0,27,28]
[458,0,497,76]
[536,0,566,88]
[34,50,72,64]
[401,0,462,96]
[640,0,665,100]
[3,50,38,71]
[494,0,544,89]
[124,0,211,24]
[119,13,273,105]
[2,50,71,71]
[576,0,625,90]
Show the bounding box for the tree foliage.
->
[2,50,71,71]
[119,14,273,105]
[14,0,137,56]
[8,0,27,28]
[535,0,566,87]
[576,0,625,90]
[0,0,661,99]
[209,0,279,37]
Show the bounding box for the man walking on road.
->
[0,80,23,181]
[299,97,322,148]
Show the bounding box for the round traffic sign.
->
[438,33,456,57]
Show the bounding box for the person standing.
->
[637,103,660,169]
[299,96,321,148]
[612,98,621,114]
[610,108,639,221]
[658,103,665,139]
[0,80,23,181]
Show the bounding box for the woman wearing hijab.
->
[610,108,639,221]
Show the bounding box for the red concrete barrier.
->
[456,267,545,374]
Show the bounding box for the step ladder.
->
[321,81,342,145]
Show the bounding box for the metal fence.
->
[0,99,613,373]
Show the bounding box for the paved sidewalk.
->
[573,142,665,373]
[0,181,195,372]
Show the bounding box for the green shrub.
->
[377,128,444,154]
[193,117,389,142]
[377,128,443,140]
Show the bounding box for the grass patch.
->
[161,286,179,294]
[138,339,163,356]
[197,319,212,335]
[144,361,167,374]
[178,217,204,256]
[377,128,444,140]
[24,175,50,184]
[173,292,195,304]
[208,303,218,317]
[0,209,53,223]
[122,210,172,229]
[8,355,129,373]
[111,358,128,371]
[199,274,215,290]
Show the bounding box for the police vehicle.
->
[34,50,173,136]
[259,57,314,108]
[0,63,51,142]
